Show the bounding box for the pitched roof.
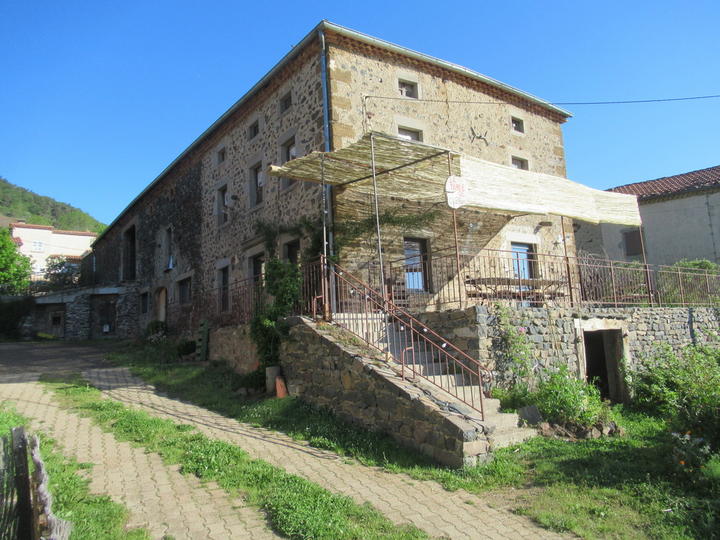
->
[610,165,720,201]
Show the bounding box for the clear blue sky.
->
[1,1,719,225]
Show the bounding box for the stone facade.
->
[280,317,489,467]
[416,305,720,381]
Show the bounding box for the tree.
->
[0,228,32,294]
[44,255,80,289]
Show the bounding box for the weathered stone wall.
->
[280,317,490,467]
[416,305,720,379]
[209,325,259,374]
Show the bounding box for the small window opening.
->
[398,80,418,99]
[398,127,423,142]
[284,239,301,265]
[403,238,430,291]
[217,147,226,164]
[122,225,137,280]
[217,185,229,226]
[511,156,529,170]
[279,92,292,113]
[250,253,265,282]
[280,137,297,189]
[140,292,149,314]
[248,120,259,139]
[511,117,525,133]
[165,227,174,270]
[623,230,642,257]
[218,267,230,312]
[178,277,192,305]
[251,162,264,206]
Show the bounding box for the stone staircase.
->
[332,311,537,451]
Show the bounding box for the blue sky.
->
[1,1,719,224]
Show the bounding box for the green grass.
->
[108,344,720,539]
[0,404,149,540]
[40,373,428,540]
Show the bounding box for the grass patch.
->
[109,344,720,539]
[0,403,149,540]
[40,373,428,540]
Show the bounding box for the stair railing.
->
[321,258,492,419]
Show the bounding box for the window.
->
[403,238,430,291]
[398,127,423,142]
[216,185,229,225]
[250,162,264,206]
[249,253,264,282]
[623,230,642,257]
[31,241,43,252]
[511,117,525,133]
[248,120,259,139]
[398,80,418,99]
[279,92,292,113]
[164,227,174,270]
[511,156,529,170]
[284,239,301,265]
[122,225,137,280]
[280,137,298,189]
[217,147,226,164]
[511,243,536,279]
[140,292,149,314]
[218,266,229,312]
[178,277,192,305]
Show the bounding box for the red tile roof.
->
[609,165,720,201]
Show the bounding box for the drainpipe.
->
[318,28,335,257]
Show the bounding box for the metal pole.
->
[638,225,654,306]
[448,153,464,309]
[560,216,575,305]
[370,134,386,297]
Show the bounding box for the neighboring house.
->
[9,222,96,279]
[575,165,720,266]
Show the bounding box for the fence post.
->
[12,426,33,540]
[560,217,574,306]
[677,267,685,306]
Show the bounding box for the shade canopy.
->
[268,132,642,226]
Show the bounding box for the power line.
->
[363,93,720,106]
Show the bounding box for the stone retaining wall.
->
[280,317,490,467]
[415,305,720,378]
[209,325,259,374]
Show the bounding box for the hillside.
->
[0,177,105,233]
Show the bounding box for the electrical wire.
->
[363,93,720,106]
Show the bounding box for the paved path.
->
[86,367,566,540]
[0,343,278,540]
[1,342,567,539]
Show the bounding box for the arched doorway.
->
[155,287,167,322]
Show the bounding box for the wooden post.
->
[560,217,574,306]
[638,225,654,306]
[12,427,33,540]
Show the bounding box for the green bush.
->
[533,367,607,427]
[144,320,167,338]
[176,339,196,356]
[493,367,607,428]
[629,344,720,449]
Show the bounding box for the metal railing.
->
[329,261,491,418]
[381,248,720,310]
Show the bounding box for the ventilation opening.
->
[583,329,626,402]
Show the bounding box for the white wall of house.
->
[575,190,720,266]
[10,224,96,275]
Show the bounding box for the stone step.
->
[487,426,537,449]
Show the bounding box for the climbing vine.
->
[493,303,534,390]
[249,258,302,368]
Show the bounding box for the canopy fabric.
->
[452,157,642,226]
[268,132,642,226]
[268,132,460,188]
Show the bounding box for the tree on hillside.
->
[0,228,32,294]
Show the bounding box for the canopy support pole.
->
[639,225,654,306]
[370,133,386,297]
[448,154,463,309]
[561,216,575,306]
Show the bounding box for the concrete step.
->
[487,426,537,449]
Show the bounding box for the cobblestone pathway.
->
[86,366,567,540]
[0,373,279,540]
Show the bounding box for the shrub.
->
[533,367,607,427]
[493,366,607,428]
[629,344,720,449]
[145,320,167,338]
[0,297,34,338]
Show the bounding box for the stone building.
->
[83,21,586,332]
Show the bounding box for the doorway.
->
[155,287,167,322]
[583,329,626,402]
